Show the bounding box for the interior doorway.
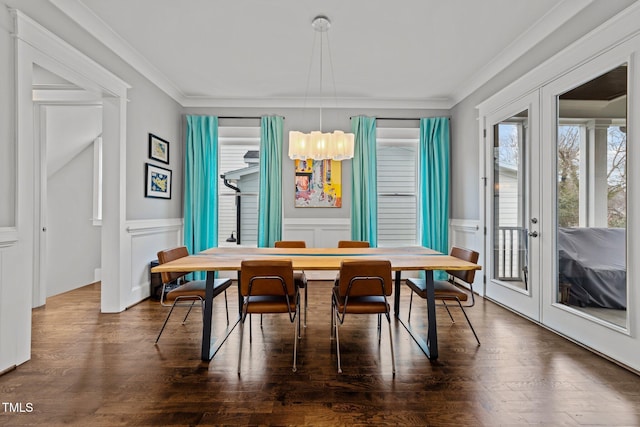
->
[32,66,104,304]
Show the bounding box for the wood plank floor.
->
[2,281,640,426]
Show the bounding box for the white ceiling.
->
[50,0,594,109]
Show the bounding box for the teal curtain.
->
[257,116,284,247]
[350,116,378,247]
[419,117,450,279]
[184,115,219,280]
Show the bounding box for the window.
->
[218,126,260,247]
[557,120,626,228]
[376,127,419,246]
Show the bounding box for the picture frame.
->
[145,163,172,199]
[149,133,170,164]
[294,159,342,207]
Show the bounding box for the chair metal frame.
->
[237,261,300,374]
[406,246,480,346]
[331,262,396,376]
[274,241,308,329]
[155,247,231,344]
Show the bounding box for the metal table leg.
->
[395,270,438,360]
[201,271,239,361]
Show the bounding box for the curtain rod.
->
[217,116,285,120]
[349,117,450,121]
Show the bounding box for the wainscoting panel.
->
[127,219,182,305]
[283,218,351,248]
[449,219,484,295]
[283,218,350,280]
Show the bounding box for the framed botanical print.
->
[145,163,172,199]
[149,133,170,164]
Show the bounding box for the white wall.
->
[46,144,101,296]
[0,7,15,227]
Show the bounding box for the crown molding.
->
[180,96,453,110]
[477,0,640,114]
[451,0,594,106]
[50,0,594,110]
[12,8,130,97]
[49,0,184,102]
[45,0,454,109]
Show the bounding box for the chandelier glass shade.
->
[288,16,354,161]
[288,129,354,161]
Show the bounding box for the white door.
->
[482,92,541,321]
[540,49,637,369]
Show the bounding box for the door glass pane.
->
[492,110,528,291]
[556,64,627,328]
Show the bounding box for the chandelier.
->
[288,16,354,161]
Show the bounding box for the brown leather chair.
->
[155,246,232,344]
[337,240,370,248]
[274,241,308,328]
[335,240,371,286]
[238,259,300,374]
[331,259,395,375]
[405,246,480,345]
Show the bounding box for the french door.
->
[539,50,635,363]
[481,47,638,371]
[483,93,541,321]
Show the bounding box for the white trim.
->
[126,218,183,236]
[48,0,591,110]
[181,96,452,110]
[283,217,350,227]
[282,217,350,250]
[12,9,131,312]
[453,0,594,106]
[127,218,183,301]
[477,1,640,114]
[47,0,164,99]
[11,10,129,97]
[92,137,102,225]
[449,219,483,295]
[450,219,480,234]
[0,228,18,249]
[32,89,103,103]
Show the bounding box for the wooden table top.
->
[151,246,481,273]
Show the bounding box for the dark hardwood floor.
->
[1,281,640,426]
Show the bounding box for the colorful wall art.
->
[294,159,341,208]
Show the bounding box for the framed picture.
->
[145,163,172,199]
[149,133,170,164]
[294,159,342,207]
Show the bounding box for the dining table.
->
[151,246,481,362]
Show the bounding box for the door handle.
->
[528,231,538,238]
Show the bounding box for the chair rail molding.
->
[126,218,183,236]
[449,218,483,296]
[126,218,183,304]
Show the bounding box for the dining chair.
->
[274,241,308,328]
[238,259,300,374]
[155,246,232,344]
[337,240,370,248]
[334,240,371,287]
[405,246,481,345]
[331,259,395,375]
